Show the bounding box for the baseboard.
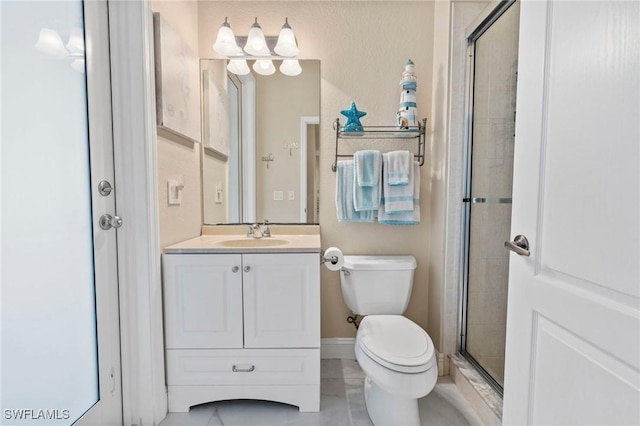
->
[321,338,355,359]
[437,351,450,376]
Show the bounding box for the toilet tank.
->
[340,255,417,315]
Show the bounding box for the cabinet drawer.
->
[166,349,320,386]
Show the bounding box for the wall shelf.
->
[331,118,427,171]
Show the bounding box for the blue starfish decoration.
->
[340,101,367,132]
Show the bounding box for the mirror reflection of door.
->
[227,74,241,222]
[301,119,320,223]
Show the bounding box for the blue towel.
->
[386,150,413,186]
[379,161,421,225]
[335,160,375,222]
[381,153,414,214]
[353,151,381,211]
[354,150,381,187]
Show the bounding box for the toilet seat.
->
[357,315,435,373]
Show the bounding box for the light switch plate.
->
[273,191,284,201]
[288,190,295,201]
[167,180,181,205]
[215,185,223,204]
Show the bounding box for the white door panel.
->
[1,1,122,424]
[503,0,640,424]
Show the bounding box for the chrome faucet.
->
[247,224,260,238]
[246,220,271,238]
[262,220,271,237]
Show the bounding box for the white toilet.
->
[340,255,437,426]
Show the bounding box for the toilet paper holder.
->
[320,250,339,265]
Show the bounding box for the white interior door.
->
[503,1,639,424]
[0,1,122,424]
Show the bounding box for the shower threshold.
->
[450,353,503,425]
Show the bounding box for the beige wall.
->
[256,61,320,223]
[198,1,435,340]
[153,0,203,248]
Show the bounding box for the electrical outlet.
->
[288,190,295,201]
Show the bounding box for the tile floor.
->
[159,359,483,426]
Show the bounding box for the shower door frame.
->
[458,0,518,395]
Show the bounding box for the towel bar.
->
[331,118,427,172]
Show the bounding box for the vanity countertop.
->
[163,225,321,254]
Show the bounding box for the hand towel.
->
[386,150,413,186]
[379,161,421,225]
[353,151,381,211]
[335,160,375,222]
[354,150,381,187]
[381,153,414,214]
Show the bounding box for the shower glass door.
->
[461,0,520,390]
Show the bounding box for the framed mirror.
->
[201,59,320,225]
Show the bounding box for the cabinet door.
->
[163,254,243,349]
[242,253,320,348]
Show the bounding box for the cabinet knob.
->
[243,266,251,273]
[232,266,239,273]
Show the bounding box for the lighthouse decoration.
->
[396,59,419,129]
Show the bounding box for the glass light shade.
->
[274,19,299,57]
[66,27,84,56]
[213,18,242,56]
[279,59,302,76]
[243,19,270,56]
[253,59,276,76]
[227,59,250,75]
[35,28,69,58]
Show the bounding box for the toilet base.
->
[363,376,421,426]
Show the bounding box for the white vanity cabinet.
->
[162,251,320,413]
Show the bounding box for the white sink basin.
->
[217,238,288,248]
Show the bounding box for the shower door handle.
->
[505,235,530,256]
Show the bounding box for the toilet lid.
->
[357,315,435,373]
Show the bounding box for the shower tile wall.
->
[465,1,520,386]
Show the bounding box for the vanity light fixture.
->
[279,59,302,77]
[212,17,242,56]
[274,18,299,57]
[244,18,270,56]
[212,17,302,77]
[227,59,251,75]
[253,59,276,76]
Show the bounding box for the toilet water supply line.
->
[321,248,360,330]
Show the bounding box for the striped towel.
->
[386,150,413,186]
[379,161,421,225]
[335,160,375,223]
[381,153,414,214]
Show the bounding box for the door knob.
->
[243,266,251,272]
[232,266,240,273]
[504,235,530,256]
[99,214,123,230]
